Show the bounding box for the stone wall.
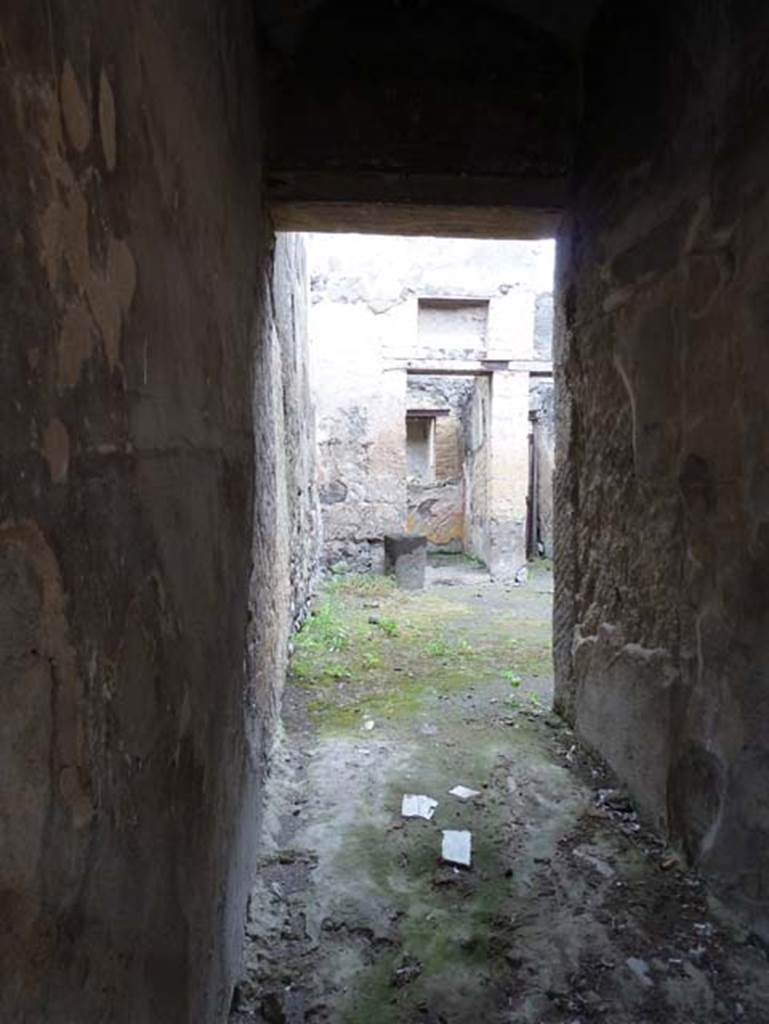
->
[269,235,322,632]
[556,0,769,929]
[0,7,317,1022]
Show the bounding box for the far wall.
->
[308,234,554,576]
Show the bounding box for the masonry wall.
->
[309,234,552,572]
[556,0,769,929]
[0,7,316,1022]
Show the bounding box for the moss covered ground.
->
[233,562,769,1024]
[290,567,553,732]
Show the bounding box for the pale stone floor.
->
[231,560,769,1024]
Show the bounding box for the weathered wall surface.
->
[249,231,320,760]
[406,478,463,550]
[530,380,555,557]
[268,235,322,631]
[486,369,532,577]
[309,272,409,570]
[308,234,552,572]
[406,376,471,550]
[463,377,492,566]
[434,416,464,483]
[0,7,316,1022]
[463,368,535,577]
[556,0,769,929]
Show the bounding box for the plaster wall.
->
[0,7,317,1021]
[310,294,408,571]
[487,370,531,576]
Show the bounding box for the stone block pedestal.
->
[384,534,427,590]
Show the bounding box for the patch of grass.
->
[528,556,553,575]
[499,635,552,678]
[325,662,352,680]
[295,596,351,653]
[290,589,361,683]
[326,572,396,598]
[306,683,425,729]
[506,690,547,712]
[289,571,553,732]
[292,659,353,683]
[524,691,547,711]
[425,636,475,658]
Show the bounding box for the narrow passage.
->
[232,559,768,1024]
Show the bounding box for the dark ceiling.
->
[256,0,606,55]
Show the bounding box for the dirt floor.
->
[231,557,769,1024]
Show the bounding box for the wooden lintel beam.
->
[267,170,565,239]
[389,359,553,377]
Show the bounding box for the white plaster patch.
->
[441,829,472,867]
[449,785,480,800]
[401,794,438,820]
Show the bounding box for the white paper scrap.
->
[441,829,472,867]
[449,785,480,800]
[401,794,438,820]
